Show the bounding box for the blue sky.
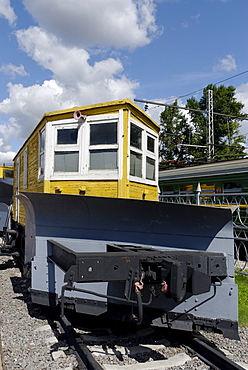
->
[0,0,247,164]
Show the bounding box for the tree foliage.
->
[159,84,246,169]
[159,100,192,164]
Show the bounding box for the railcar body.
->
[0,165,13,235]
[0,165,13,205]
[4,100,239,340]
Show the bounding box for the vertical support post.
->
[207,89,214,161]
[196,182,201,205]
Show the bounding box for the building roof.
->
[159,158,248,182]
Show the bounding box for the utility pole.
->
[207,89,214,161]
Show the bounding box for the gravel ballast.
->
[0,256,83,370]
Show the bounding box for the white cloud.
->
[0,117,20,164]
[236,82,248,137]
[0,27,139,143]
[181,20,189,29]
[0,151,16,165]
[0,0,17,26]
[15,26,139,103]
[143,97,180,125]
[191,13,201,23]
[214,55,237,72]
[0,80,64,140]
[15,27,125,85]
[0,63,28,77]
[236,83,248,111]
[23,0,160,49]
[0,0,160,155]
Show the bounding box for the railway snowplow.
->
[16,192,239,339]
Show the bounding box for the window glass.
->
[130,124,142,149]
[180,185,193,193]
[39,129,45,178]
[54,151,79,172]
[57,128,78,145]
[40,130,45,152]
[3,169,13,178]
[147,136,155,153]
[223,182,242,192]
[40,153,44,176]
[130,151,142,177]
[162,186,174,194]
[90,123,117,145]
[90,149,117,170]
[146,157,155,180]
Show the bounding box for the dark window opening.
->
[57,128,78,145]
[130,124,142,149]
[3,169,13,178]
[147,136,155,153]
[223,182,242,193]
[90,123,117,145]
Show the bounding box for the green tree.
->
[159,101,192,168]
[186,84,246,161]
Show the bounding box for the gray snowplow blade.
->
[16,192,234,264]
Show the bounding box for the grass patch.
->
[235,272,248,327]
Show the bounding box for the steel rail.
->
[57,314,103,370]
[184,333,244,370]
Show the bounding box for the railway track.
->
[53,310,247,370]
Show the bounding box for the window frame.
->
[47,113,121,180]
[53,124,80,174]
[88,120,118,171]
[38,128,46,181]
[23,147,28,189]
[129,119,158,185]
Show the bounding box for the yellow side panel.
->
[48,180,157,200]
[12,132,44,225]
[49,180,118,198]
[129,182,158,201]
[26,136,40,191]
[16,132,43,193]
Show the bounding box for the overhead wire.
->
[137,70,248,155]
[141,69,248,108]
[135,98,248,121]
[169,69,248,102]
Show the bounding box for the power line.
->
[159,69,248,103]
[134,98,248,121]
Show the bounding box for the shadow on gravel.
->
[10,275,48,321]
[0,257,17,269]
